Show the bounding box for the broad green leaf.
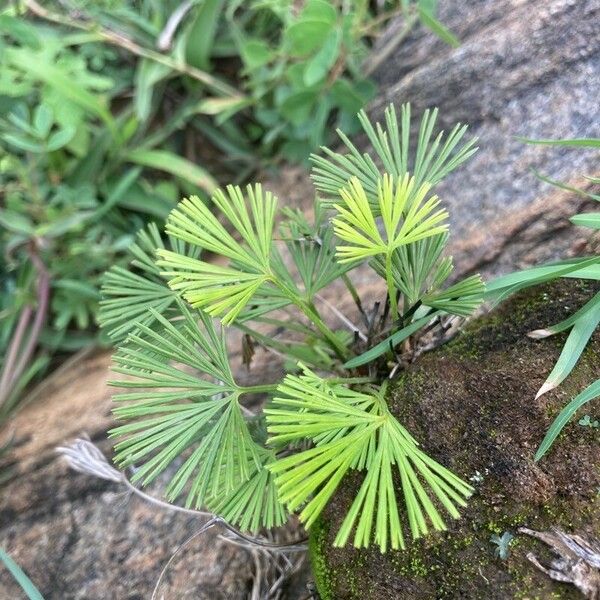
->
[125,149,217,194]
[279,90,319,126]
[134,60,171,122]
[196,96,250,116]
[304,28,342,86]
[0,15,41,49]
[1,134,43,153]
[286,20,333,56]
[46,126,76,151]
[35,211,93,238]
[0,210,34,235]
[5,48,116,135]
[300,0,337,23]
[239,38,273,69]
[33,104,53,137]
[535,379,600,461]
[185,0,224,70]
[329,78,373,115]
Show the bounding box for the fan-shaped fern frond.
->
[207,449,287,531]
[110,302,266,510]
[265,366,473,552]
[422,274,485,316]
[311,103,477,211]
[333,174,448,264]
[157,185,277,324]
[101,102,485,545]
[99,223,200,340]
[280,206,350,299]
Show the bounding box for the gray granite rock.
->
[370,0,600,275]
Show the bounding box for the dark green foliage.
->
[0,0,457,417]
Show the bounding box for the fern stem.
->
[385,252,399,323]
[296,299,349,361]
[272,279,350,361]
[341,273,369,327]
[242,384,279,394]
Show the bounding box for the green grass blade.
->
[518,137,600,148]
[125,149,217,193]
[484,256,600,302]
[535,300,600,399]
[528,291,600,339]
[344,312,439,369]
[185,0,224,70]
[571,213,600,230]
[418,8,460,47]
[535,379,600,461]
[0,549,45,600]
[529,169,600,202]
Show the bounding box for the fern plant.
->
[100,104,484,552]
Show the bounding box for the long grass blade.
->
[535,379,600,461]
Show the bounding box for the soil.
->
[312,278,600,599]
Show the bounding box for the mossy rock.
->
[311,279,600,600]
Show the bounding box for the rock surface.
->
[1,0,599,598]
[312,279,600,599]
[372,0,600,276]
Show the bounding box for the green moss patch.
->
[310,280,600,599]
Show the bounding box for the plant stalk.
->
[24,0,243,99]
[296,299,349,361]
[0,248,50,412]
[385,253,399,323]
[243,384,279,394]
